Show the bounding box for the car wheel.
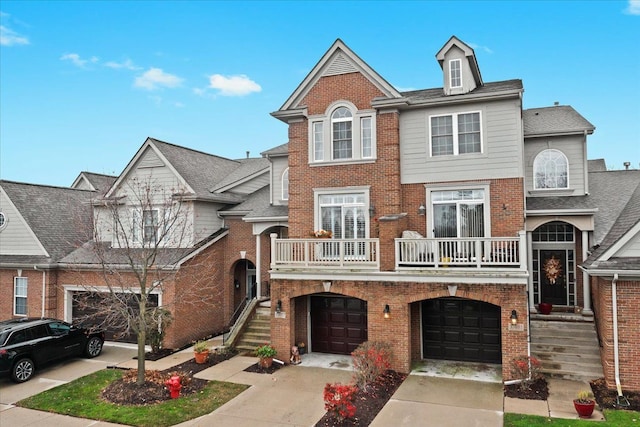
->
[11,358,35,383]
[85,336,103,358]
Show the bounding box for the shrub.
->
[351,341,392,389]
[255,343,277,358]
[510,355,542,391]
[145,307,173,353]
[323,382,357,421]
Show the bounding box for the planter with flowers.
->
[312,229,333,238]
[255,343,277,368]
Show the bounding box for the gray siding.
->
[442,45,477,95]
[193,201,224,242]
[399,98,523,183]
[231,173,269,195]
[0,189,47,256]
[271,157,289,206]
[524,135,586,196]
[616,233,640,257]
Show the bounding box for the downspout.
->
[34,266,46,318]
[611,273,624,399]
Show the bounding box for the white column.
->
[255,233,261,299]
[527,231,536,312]
[582,230,593,315]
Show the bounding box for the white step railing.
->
[271,236,379,270]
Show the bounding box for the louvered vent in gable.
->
[323,52,358,76]
[138,148,165,168]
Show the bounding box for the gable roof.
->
[523,105,595,137]
[0,180,94,266]
[273,39,402,117]
[262,143,289,158]
[588,159,607,172]
[435,35,483,86]
[210,157,270,193]
[71,172,117,193]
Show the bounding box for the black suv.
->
[0,318,105,383]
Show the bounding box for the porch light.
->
[418,204,426,216]
[383,304,391,319]
[510,309,518,325]
[276,300,282,313]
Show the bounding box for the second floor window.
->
[332,107,353,159]
[450,59,462,88]
[133,209,159,245]
[430,189,487,239]
[318,193,367,239]
[430,112,481,156]
[282,168,289,201]
[533,149,568,189]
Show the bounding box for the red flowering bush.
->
[323,382,357,421]
[351,341,392,390]
[511,355,542,390]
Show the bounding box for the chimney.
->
[553,101,559,106]
[246,151,250,159]
[624,162,631,170]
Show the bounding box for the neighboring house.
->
[71,172,117,193]
[0,181,94,318]
[267,35,639,388]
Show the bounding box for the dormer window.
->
[281,168,289,201]
[332,107,353,159]
[534,149,569,189]
[450,59,462,88]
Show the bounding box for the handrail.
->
[223,297,255,345]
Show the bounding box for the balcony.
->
[395,234,526,270]
[271,237,380,270]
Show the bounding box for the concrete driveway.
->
[0,342,137,406]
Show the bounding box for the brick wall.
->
[0,268,59,320]
[592,276,640,391]
[270,278,528,379]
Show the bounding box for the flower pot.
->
[194,350,209,364]
[538,302,553,315]
[573,399,595,418]
[259,356,273,368]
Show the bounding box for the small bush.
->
[351,341,392,389]
[510,355,542,391]
[323,382,357,422]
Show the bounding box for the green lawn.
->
[504,409,640,426]
[18,369,249,427]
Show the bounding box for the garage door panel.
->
[311,296,367,355]
[347,313,363,324]
[422,297,501,364]
[330,312,346,323]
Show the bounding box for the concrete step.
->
[541,366,604,383]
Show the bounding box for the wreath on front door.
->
[543,256,562,284]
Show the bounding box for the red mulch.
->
[102,349,236,405]
[503,377,549,400]
[315,370,407,426]
[590,378,640,411]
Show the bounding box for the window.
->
[430,112,481,156]
[431,189,486,238]
[14,277,27,316]
[312,121,324,161]
[0,212,6,231]
[361,117,373,158]
[281,168,289,201]
[133,209,159,244]
[533,149,568,189]
[318,193,368,240]
[450,59,462,88]
[332,107,353,159]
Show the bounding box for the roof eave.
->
[526,208,597,216]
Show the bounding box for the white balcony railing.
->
[395,233,526,269]
[271,237,380,270]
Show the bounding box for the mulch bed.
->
[244,361,284,374]
[102,349,236,405]
[590,377,640,411]
[503,377,549,400]
[315,370,407,427]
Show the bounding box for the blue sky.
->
[1,1,639,187]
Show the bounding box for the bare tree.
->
[67,177,224,385]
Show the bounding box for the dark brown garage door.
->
[311,296,367,354]
[422,297,501,364]
[72,292,159,343]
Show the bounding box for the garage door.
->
[311,296,367,355]
[72,292,159,343]
[422,297,501,363]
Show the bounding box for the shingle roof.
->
[0,180,94,265]
[523,105,595,137]
[221,186,289,219]
[400,79,523,103]
[261,143,289,157]
[211,157,270,193]
[588,159,607,172]
[79,172,117,193]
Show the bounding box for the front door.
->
[540,250,568,305]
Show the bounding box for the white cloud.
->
[134,68,183,90]
[60,53,98,68]
[468,42,493,54]
[104,58,141,70]
[0,25,29,46]
[626,0,640,14]
[207,74,261,96]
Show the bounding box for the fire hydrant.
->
[165,375,181,399]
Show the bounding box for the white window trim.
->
[425,183,491,239]
[14,276,28,316]
[533,149,570,190]
[428,111,483,157]
[313,186,371,238]
[132,208,160,245]
[449,59,462,88]
[281,168,289,201]
[307,102,376,165]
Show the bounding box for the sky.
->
[1,1,639,187]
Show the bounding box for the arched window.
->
[534,149,568,189]
[281,168,289,201]
[331,107,353,159]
